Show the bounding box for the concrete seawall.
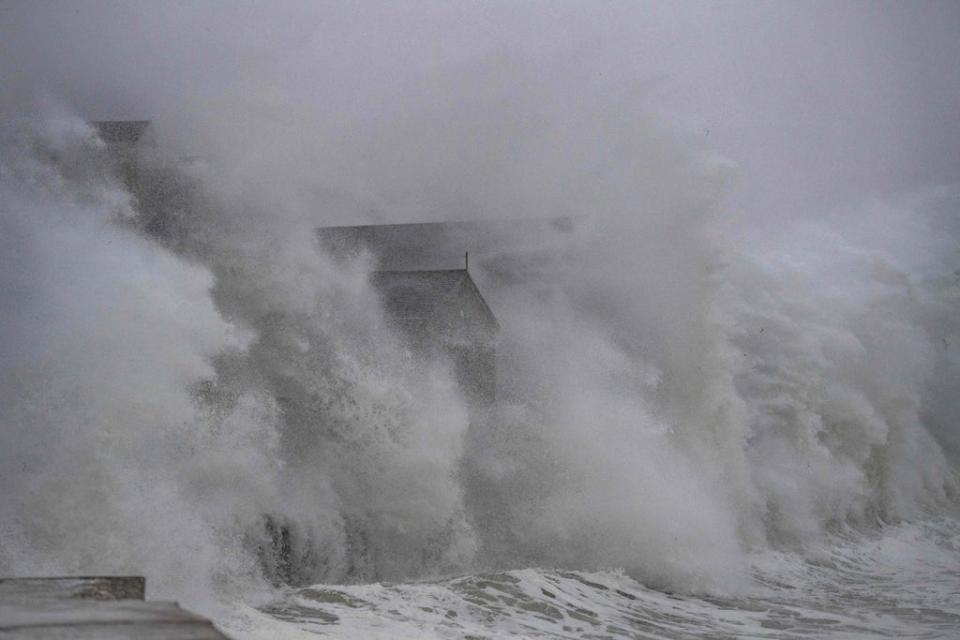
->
[0,576,231,639]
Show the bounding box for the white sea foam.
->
[219,518,960,639]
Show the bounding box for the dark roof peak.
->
[371,269,470,298]
[374,268,467,275]
[91,120,152,144]
[370,268,498,331]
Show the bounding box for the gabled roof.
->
[316,217,580,272]
[371,269,499,332]
[91,120,152,144]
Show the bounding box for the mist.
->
[0,0,958,608]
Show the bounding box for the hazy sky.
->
[1,1,958,223]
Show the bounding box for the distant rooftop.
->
[91,120,152,144]
[372,268,499,332]
[317,217,579,272]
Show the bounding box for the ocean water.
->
[222,518,960,639]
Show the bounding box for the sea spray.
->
[3,99,959,610]
[9,116,480,596]
[0,117,268,603]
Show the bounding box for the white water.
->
[2,107,957,638]
[222,519,960,639]
[1,3,959,637]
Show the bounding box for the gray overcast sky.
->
[1,1,958,223]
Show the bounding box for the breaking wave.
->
[0,105,957,635]
[227,517,960,639]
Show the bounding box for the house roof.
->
[316,217,579,272]
[371,269,499,332]
[91,120,152,144]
